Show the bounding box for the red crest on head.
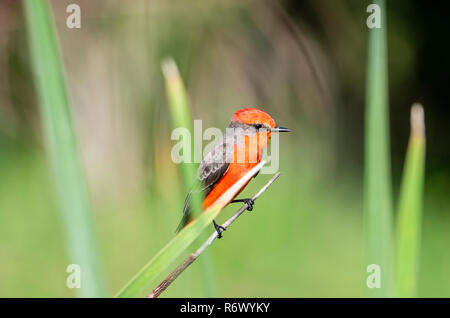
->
[231,108,277,128]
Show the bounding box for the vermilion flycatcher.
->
[176,108,290,237]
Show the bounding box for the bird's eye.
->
[254,124,262,130]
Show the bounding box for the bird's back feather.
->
[175,136,233,233]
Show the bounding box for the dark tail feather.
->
[175,209,191,233]
[175,192,192,233]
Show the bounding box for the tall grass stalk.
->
[395,104,426,297]
[161,58,216,297]
[24,0,105,297]
[363,0,394,297]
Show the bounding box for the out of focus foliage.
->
[0,0,449,297]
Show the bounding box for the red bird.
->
[177,108,290,237]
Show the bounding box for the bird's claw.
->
[213,220,226,239]
[244,198,254,211]
[231,198,255,211]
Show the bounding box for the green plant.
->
[363,0,394,297]
[161,58,216,296]
[24,0,105,297]
[395,104,426,297]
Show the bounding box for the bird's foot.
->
[231,198,255,211]
[213,220,226,239]
[244,198,254,211]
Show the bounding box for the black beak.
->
[271,125,291,132]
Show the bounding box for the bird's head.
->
[231,108,291,133]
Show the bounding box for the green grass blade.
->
[395,104,426,297]
[161,58,217,297]
[116,161,265,297]
[363,0,394,297]
[24,0,105,297]
[161,58,203,219]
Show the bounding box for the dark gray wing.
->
[175,138,234,233]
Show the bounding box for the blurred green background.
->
[0,0,449,297]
